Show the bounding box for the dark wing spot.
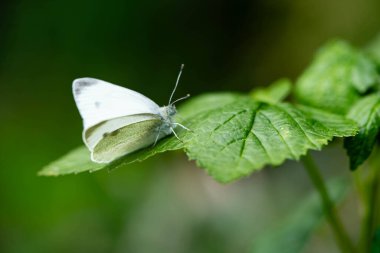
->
[95,101,101,108]
[110,130,119,136]
[74,78,97,95]
[103,129,119,138]
[74,87,81,95]
[76,78,97,87]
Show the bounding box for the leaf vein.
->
[219,137,246,151]
[213,109,248,131]
[239,109,256,157]
[250,131,274,163]
[259,111,298,158]
[275,105,320,148]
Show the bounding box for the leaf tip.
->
[37,166,59,177]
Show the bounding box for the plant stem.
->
[360,148,380,252]
[302,153,356,253]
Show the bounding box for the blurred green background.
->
[1,0,380,252]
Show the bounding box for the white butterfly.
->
[73,64,189,163]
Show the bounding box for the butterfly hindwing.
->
[91,118,171,163]
[83,114,161,151]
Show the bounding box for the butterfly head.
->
[166,104,177,117]
[160,105,177,120]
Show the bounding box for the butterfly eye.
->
[168,106,176,116]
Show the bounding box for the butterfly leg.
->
[173,122,191,131]
[170,127,181,141]
[153,125,162,147]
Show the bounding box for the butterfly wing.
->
[73,78,161,130]
[83,113,161,151]
[91,117,171,163]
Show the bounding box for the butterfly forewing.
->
[73,78,161,129]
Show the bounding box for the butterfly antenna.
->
[169,64,184,105]
[171,94,190,105]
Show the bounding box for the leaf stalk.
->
[302,153,357,253]
[359,147,380,252]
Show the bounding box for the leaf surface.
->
[39,146,104,176]
[182,95,357,182]
[295,40,379,114]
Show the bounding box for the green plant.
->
[40,36,380,253]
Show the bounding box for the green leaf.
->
[344,94,380,170]
[372,228,380,253]
[39,146,104,176]
[295,104,361,137]
[40,93,358,182]
[182,94,357,182]
[251,179,348,253]
[251,78,292,104]
[295,40,379,114]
